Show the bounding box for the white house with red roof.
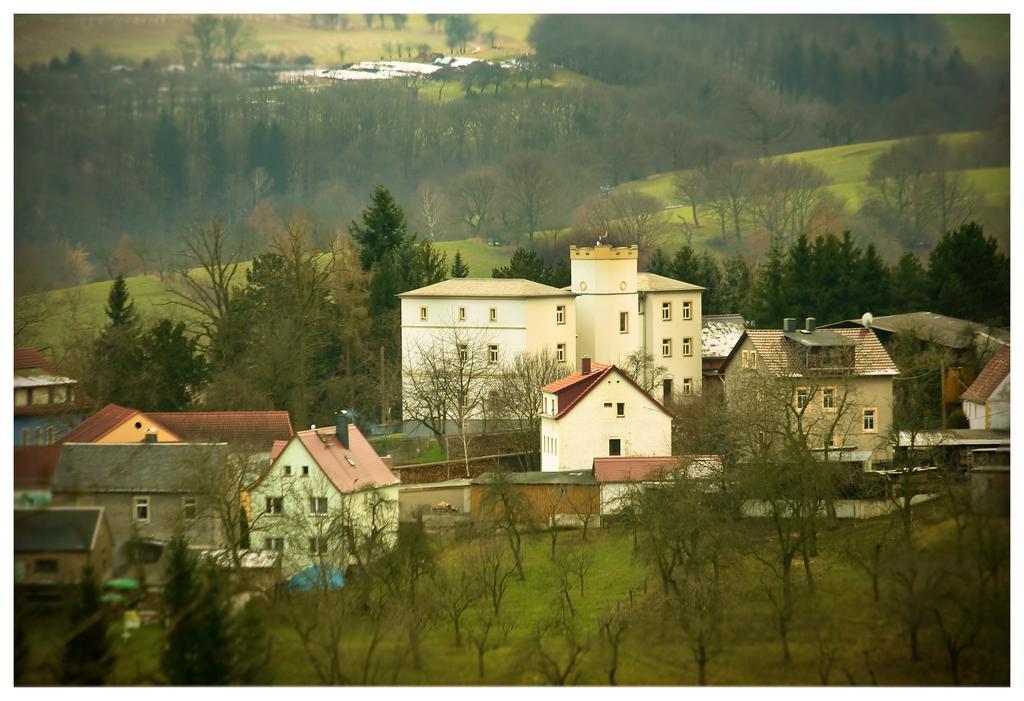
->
[249,412,400,575]
[540,357,673,472]
[961,345,1010,431]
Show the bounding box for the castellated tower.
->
[570,244,640,367]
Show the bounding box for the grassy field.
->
[938,14,1010,63]
[18,505,1010,686]
[14,14,538,68]
[19,237,517,354]
[610,130,1009,261]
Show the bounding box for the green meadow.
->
[18,506,1010,685]
[14,14,538,68]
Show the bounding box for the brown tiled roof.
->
[961,346,1010,403]
[58,403,141,444]
[269,440,289,461]
[146,411,294,449]
[14,446,63,489]
[593,455,722,482]
[14,348,57,373]
[738,327,898,377]
[543,362,672,420]
[277,425,399,493]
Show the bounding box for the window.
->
[47,426,56,444]
[26,388,34,405]
[682,337,692,357]
[35,559,59,574]
[556,343,566,363]
[264,538,284,552]
[458,306,466,321]
[309,538,328,555]
[863,408,878,433]
[419,306,428,321]
[608,438,622,456]
[616,402,625,417]
[823,387,836,411]
[826,433,835,448]
[661,302,671,320]
[302,465,310,477]
[619,311,629,334]
[133,497,150,523]
[682,378,693,396]
[265,497,284,515]
[556,305,565,324]
[283,465,292,476]
[682,301,692,320]
[796,387,810,410]
[488,345,499,364]
[182,497,197,521]
[310,497,329,515]
[489,307,497,322]
[458,344,468,362]
[47,387,55,404]
[662,378,673,399]
[662,338,672,357]
[741,351,750,369]
[21,428,30,445]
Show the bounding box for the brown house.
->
[15,507,114,594]
[470,471,600,529]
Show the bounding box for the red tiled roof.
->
[58,403,141,444]
[736,327,898,377]
[14,348,57,373]
[593,455,722,482]
[14,446,63,489]
[543,362,672,420]
[269,440,288,461]
[961,346,1010,403]
[285,424,399,494]
[146,411,294,449]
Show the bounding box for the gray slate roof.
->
[472,470,596,485]
[702,314,746,358]
[15,507,103,552]
[822,312,1010,350]
[399,278,574,298]
[636,272,704,292]
[52,443,229,494]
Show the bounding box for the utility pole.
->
[379,345,386,425]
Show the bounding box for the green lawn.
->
[14,14,538,68]
[18,507,1010,686]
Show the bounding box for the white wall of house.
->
[572,248,641,370]
[540,375,671,471]
[641,290,703,401]
[964,374,1010,431]
[249,439,399,576]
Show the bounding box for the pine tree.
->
[646,248,671,276]
[350,186,409,271]
[141,319,207,411]
[451,251,470,278]
[928,222,1010,326]
[59,565,112,685]
[105,275,138,328]
[719,254,752,317]
[890,252,930,314]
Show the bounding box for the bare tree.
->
[465,607,515,680]
[734,91,800,156]
[674,170,707,227]
[491,349,569,469]
[478,471,532,580]
[430,556,482,646]
[451,168,501,238]
[526,613,590,685]
[466,537,518,617]
[621,349,668,395]
[501,152,562,242]
[704,157,750,244]
[573,190,667,250]
[747,158,831,246]
[598,601,631,685]
[403,323,495,473]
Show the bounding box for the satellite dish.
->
[861,312,873,328]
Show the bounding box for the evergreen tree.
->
[105,275,138,327]
[351,186,409,271]
[59,565,112,685]
[719,254,752,317]
[890,252,930,314]
[747,240,788,327]
[161,537,236,685]
[451,251,470,278]
[646,248,671,276]
[928,222,1010,326]
[141,319,207,411]
[492,247,549,282]
[370,236,448,314]
[782,233,815,319]
[854,243,891,317]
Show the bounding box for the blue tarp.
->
[286,565,345,591]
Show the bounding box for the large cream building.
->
[399,245,704,436]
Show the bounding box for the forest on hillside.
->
[14,15,1009,296]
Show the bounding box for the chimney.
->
[144,428,158,444]
[783,318,796,333]
[336,411,351,449]
[581,356,592,375]
[805,317,816,333]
